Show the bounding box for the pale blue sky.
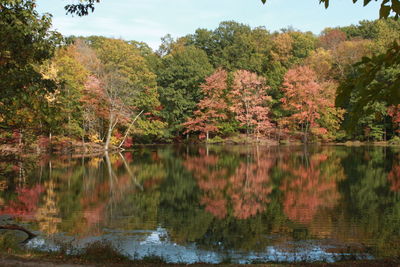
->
[36,0,380,50]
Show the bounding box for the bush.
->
[81,240,129,262]
[207,136,224,144]
[389,136,400,145]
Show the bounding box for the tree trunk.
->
[278,127,281,143]
[0,224,36,243]
[18,130,23,150]
[118,110,144,148]
[119,153,143,191]
[304,127,308,144]
[105,113,116,151]
[256,128,259,142]
[303,122,309,144]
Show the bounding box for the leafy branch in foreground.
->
[261,0,400,19]
[336,40,400,125]
[65,0,100,16]
[66,0,400,17]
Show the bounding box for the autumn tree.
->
[281,66,341,142]
[319,29,347,50]
[229,70,273,140]
[388,104,400,134]
[182,69,228,140]
[81,75,108,143]
[304,48,334,82]
[73,39,109,143]
[40,45,89,140]
[270,33,293,68]
[331,39,373,80]
[76,38,161,149]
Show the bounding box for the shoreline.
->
[1,140,399,158]
[0,253,399,267]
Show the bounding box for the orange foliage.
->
[228,158,273,219]
[229,70,273,137]
[281,66,333,140]
[388,163,400,192]
[280,153,340,224]
[183,69,228,138]
[319,29,347,50]
[184,148,273,220]
[388,104,400,133]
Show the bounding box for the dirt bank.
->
[0,254,399,267]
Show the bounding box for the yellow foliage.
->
[40,61,59,81]
[44,90,60,103]
[110,135,120,146]
[36,180,61,235]
[88,157,102,168]
[89,133,103,144]
[0,180,7,191]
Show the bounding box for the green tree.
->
[156,45,213,133]
[187,21,272,73]
[0,0,61,138]
[338,64,399,139]
[40,45,88,139]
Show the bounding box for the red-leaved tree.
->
[229,70,273,140]
[281,66,332,143]
[183,69,228,140]
[319,29,347,50]
[388,104,400,135]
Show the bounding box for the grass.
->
[76,241,130,263]
[0,233,399,266]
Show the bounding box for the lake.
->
[0,145,399,264]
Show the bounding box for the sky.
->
[36,0,381,50]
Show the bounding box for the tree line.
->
[1,0,400,149]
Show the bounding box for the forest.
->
[1,0,400,152]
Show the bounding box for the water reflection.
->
[0,145,399,263]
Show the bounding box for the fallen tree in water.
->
[0,224,36,243]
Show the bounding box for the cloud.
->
[50,15,171,49]
[38,0,379,50]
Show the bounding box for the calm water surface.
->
[0,145,399,263]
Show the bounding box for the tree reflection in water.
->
[279,150,345,225]
[0,146,399,260]
[184,146,273,220]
